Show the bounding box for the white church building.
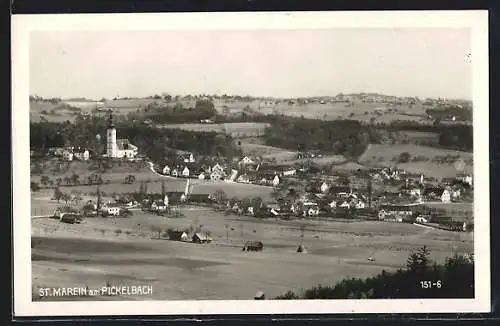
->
[105,112,138,159]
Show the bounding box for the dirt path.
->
[357,143,372,163]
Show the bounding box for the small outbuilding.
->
[242,241,263,252]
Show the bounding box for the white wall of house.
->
[441,190,451,203]
[272,175,280,187]
[62,151,73,161]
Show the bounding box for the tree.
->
[30,182,40,192]
[54,187,64,202]
[398,152,411,163]
[62,193,71,205]
[70,173,80,185]
[213,189,228,205]
[406,245,431,273]
[251,196,264,212]
[125,174,136,184]
[40,175,50,187]
[64,176,71,185]
[96,185,102,210]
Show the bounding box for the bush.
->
[398,152,411,163]
[275,291,300,300]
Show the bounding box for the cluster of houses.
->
[42,146,91,161]
[160,153,286,187]
[167,230,212,244]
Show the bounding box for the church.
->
[105,112,138,159]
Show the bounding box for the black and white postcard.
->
[12,10,490,316]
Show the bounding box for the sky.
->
[29,28,472,100]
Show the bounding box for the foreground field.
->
[31,208,473,301]
[359,144,473,178]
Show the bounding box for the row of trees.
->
[263,117,377,158]
[135,99,218,124]
[37,173,104,188]
[30,117,242,163]
[275,246,474,299]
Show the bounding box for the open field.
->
[424,202,474,222]
[31,207,473,301]
[213,99,430,122]
[358,144,473,178]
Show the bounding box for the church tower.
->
[106,111,117,158]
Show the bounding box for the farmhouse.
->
[328,186,352,197]
[243,241,263,251]
[164,192,186,205]
[239,156,256,165]
[378,203,421,221]
[62,149,74,161]
[178,152,195,163]
[237,174,251,183]
[151,200,167,212]
[307,180,329,194]
[48,147,65,157]
[423,187,451,203]
[74,149,90,161]
[101,205,120,216]
[192,233,212,244]
[162,165,171,175]
[282,168,296,176]
[456,173,473,187]
[169,231,189,242]
[181,166,190,178]
[210,169,226,181]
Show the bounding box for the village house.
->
[302,202,320,217]
[328,185,352,197]
[198,172,206,180]
[171,168,179,178]
[272,174,281,187]
[237,173,251,184]
[239,156,256,166]
[192,233,212,244]
[409,187,422,198]
[451,188,462,200]
[378,204,417,222]
[210,169,226,181]
[178,152,195,164]
[169,231,189,242]
[181,166,190,178]
[282,168,296,176]
[62,149,74,161]
[48,147,65,157]
[423,187,451,203]
[456,173,473,187]
[74,148,90,161]
[162,165,171,175]
[101,204,121,216]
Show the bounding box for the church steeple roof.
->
[107,110,115,128]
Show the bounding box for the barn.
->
[243,241,264,252]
